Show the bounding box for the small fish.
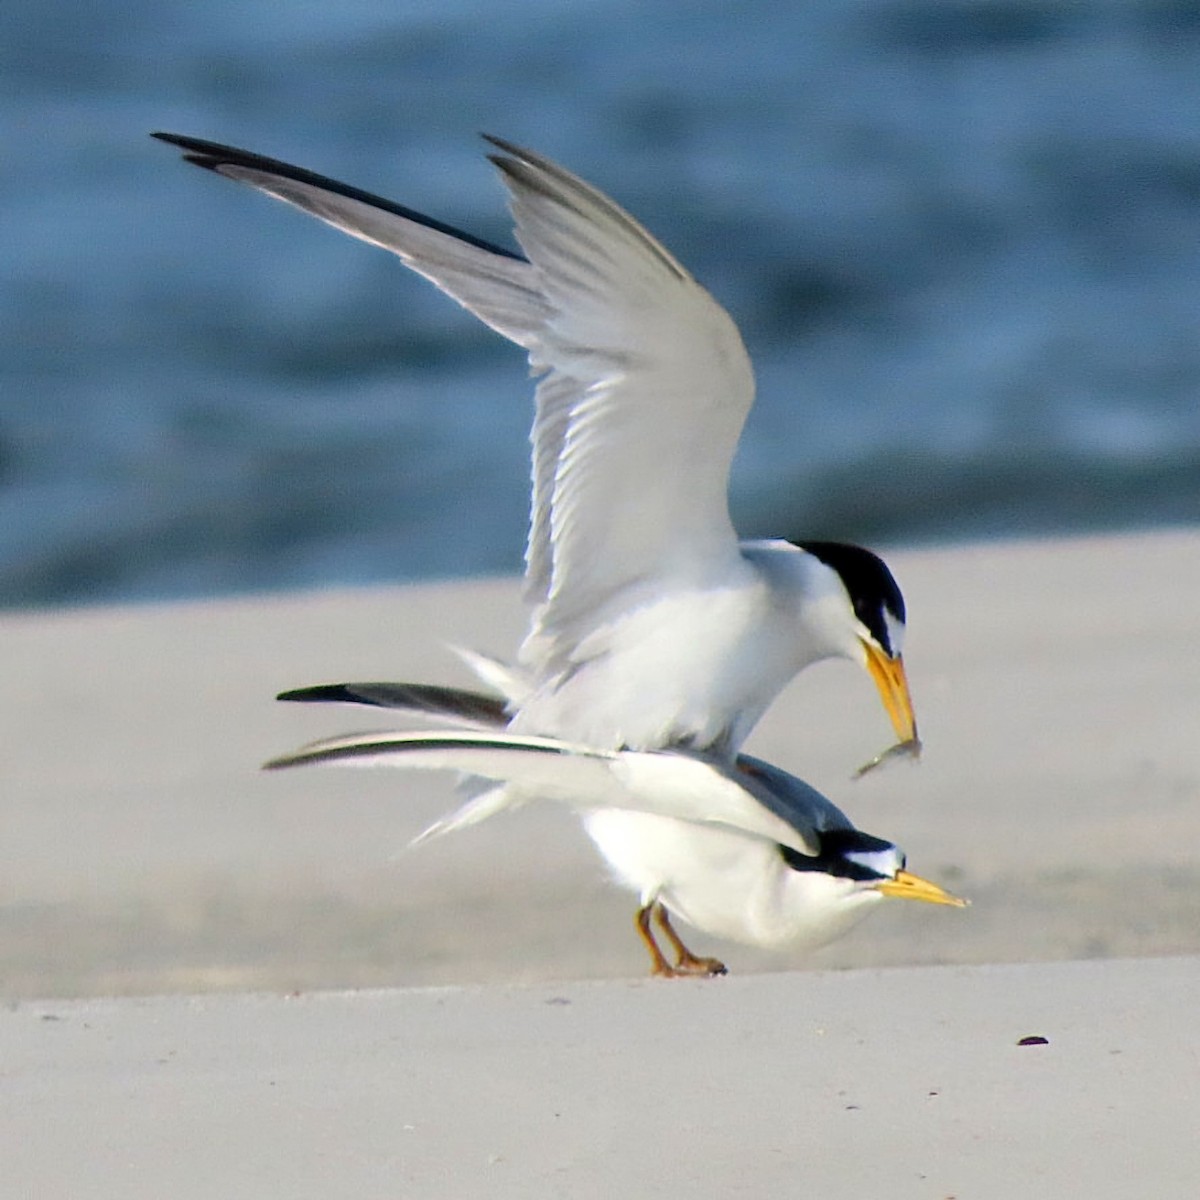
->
[854,736,923,779]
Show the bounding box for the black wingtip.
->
[150,129,527,262]
[277,683,371,706]
[480,132,521,158]
[151,131,259,176]
[151,130,300,174]
[151,130,226,155]
[275,681,510,726]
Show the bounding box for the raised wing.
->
[153,133,755,674]
[150,132,550,351]
[483,139,755,668]
[263,730,816,855]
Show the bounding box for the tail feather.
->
[448,646,531,707]
[408,785,515,847]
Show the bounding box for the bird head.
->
[792,541,918,748]
[781,828,966,908]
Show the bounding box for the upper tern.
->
[152,131,919,758]
[263,724,964,976]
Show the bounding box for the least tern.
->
[263,727,964,976]
[155,130,929,969]
[152,131,919,758]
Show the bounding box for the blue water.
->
[3,0,1199,608]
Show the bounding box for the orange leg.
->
[653,904,727,976]
[635,903,681,977]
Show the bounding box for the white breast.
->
[515,564,811,751]
[582,809,883,952]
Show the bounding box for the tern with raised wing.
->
[152,131,918,759]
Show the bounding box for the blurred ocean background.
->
[3,0,1199,609]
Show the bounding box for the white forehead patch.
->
[845,845,905,879]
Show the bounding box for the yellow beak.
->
[874,869,968,907]
[862,639,919,747]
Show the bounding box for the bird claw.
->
[651,957,727,979]
[638,901,727,978]
[674,953,727,976]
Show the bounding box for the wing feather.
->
[150,132,551,349]
[276,682,509,728]
[484,140,755,664]
[263,730,817,853]
[154,132,756,674]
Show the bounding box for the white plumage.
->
[152,131,918,756]
[264,727,964,974]
[155,131,937,972]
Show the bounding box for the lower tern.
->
[271,680,958,974]
[264,726,964,976]
[152,130,919,758]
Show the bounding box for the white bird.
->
[154,131,930,971]
[263,722,964,976]
[151,130,919,758]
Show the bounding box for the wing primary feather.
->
[263,730,587,771]
[151,131,524,260]
[276,682,508,726]
[481,135,689,281]
[262,727,832,856]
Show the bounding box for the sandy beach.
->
[7,957,1199,1198]
[4,527,1199,1194]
